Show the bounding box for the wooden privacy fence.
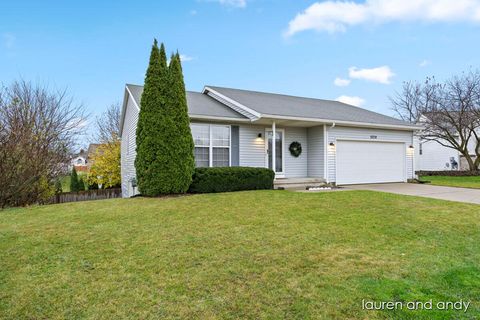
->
[49,188,122,204]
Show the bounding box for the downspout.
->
[272,121,276,180]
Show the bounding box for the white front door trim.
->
[265,127,285,178]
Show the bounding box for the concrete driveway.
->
[346,183,480,205]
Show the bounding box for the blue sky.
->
[2,0,480,138]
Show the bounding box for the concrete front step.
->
[274,178,327,190]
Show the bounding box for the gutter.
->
[259,114,422,131]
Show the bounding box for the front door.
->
[266,129,284,176]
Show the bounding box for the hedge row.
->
[416,170,480,177]
[189,167,275,193]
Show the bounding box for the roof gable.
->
[125,84,248,120]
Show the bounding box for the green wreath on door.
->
[289,141,302,157]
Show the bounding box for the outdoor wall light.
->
[258,133,262,138]
[329,142,335,146]
[409,145,414,149]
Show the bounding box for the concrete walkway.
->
[346,183,480,205]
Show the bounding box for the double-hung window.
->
[191,124,230,167]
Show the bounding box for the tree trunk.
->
[474,155,480,172]
[462,152,477,172]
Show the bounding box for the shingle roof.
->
[124,83,417,129]
[126,84,247,119]
[206,86,413,127]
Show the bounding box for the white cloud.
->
[348,66,395,84]
[334,77,351,87]
[285,0,480,36]
[2,33,15,49]
[336,95,365,107]
[168,55,195,64]
[179,54,194,62]
[419,59,431,67]
[208,0,247,8]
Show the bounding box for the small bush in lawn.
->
[54,179,63,194]
[70,167,80,192]
[189,167,275,193]
[77,177,86,191]
[88,182,99,190]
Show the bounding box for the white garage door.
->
[336,140,406,185]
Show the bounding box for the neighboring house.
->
[415,138,478,171]
[69,144,103,173]
[414,138,459,171]
[70,149,88,172]
[86,143,101,169]
[120,84,420,198]
[414,115,479,171]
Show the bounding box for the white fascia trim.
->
[125,85,140,111]
[203,86,262,120]
[120,85,141,137]
[189,114,251,122]
[259,114,422,131]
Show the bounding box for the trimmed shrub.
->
[416,170,480,177]
[189,167,275,193]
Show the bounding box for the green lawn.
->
[60,172,87,192]
[420,175,480,189]
[1,190,480,319]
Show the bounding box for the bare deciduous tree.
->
[0,80,87,207]
[93,103,120,144]
[390,71,480,171]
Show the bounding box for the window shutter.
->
[231,125,240,166]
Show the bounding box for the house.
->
[86,143,101,170]
[120,84,420,197]
[70,149,88,172]
[414,115,479,171]
[415,139,478,171]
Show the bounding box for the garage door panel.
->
[336,140,405,185]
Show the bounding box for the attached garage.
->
[336,140,406,185]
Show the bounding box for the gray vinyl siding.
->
[284,127,308,178]
[238,125,309,177]
[120,95,140,198]
[239,124,265,167]
[307,125,324,178]
[327,126,415,183]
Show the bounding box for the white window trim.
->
[191,123,231,168]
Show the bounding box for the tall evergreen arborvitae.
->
[135,40,168,195]
[166,53,195,191]
[135,40,194,195]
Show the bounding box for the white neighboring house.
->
[70,150,87,170]
[120,84,421,198]
[414,125,479,171]
[414,138,460,171]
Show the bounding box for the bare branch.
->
[391,70,480,171]
[0,80,87,207]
